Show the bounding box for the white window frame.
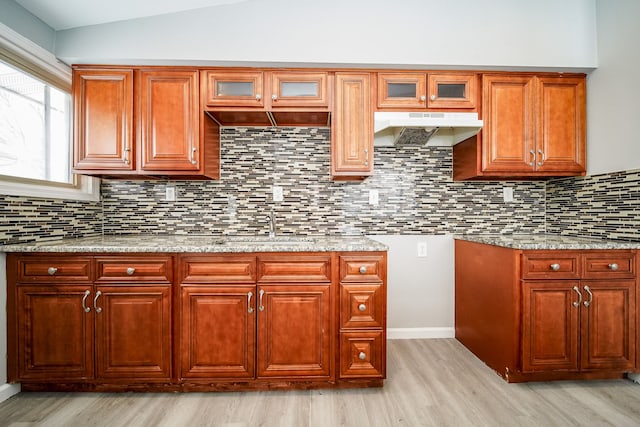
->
[0,22,99,202]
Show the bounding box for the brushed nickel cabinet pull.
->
[126,267,135,276]
[94,291,103,313]
[608,263,619,271]
[529,150,535,167]
[82,290,91,313]
[258,289,265,312]
[583,285,593,307]
[124,147,130,165]
[550,263,560,271]
[358,352,367,360]
[358,303,367,312]
[359,266,367,274]
[537,149,545,166]
[47,267,58,275]
[572,286,582,308]
[248,291,254,314]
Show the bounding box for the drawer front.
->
[582,252,636,279]
[339,331,385,379]
[522,253,580,280]
[180,256,256,283]
[18,257,92,282]
[95,256,172,282]
[340,284,384,329]
[257,255,331,283]
[340,255,385,283]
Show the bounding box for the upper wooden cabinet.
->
[73,66,219,179]
[453,73,586,180]
[201,70,331,127]
[376,72,477,110]
[332,72,373,179]
[73,68,134,172]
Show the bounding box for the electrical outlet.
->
[503,187,514,203]
[417,242,428,257]
[369,189,379,206]
[165,186,176,202]
[273,186,284,202]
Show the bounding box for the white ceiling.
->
[15,0,252,30]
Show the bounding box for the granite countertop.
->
[456,234,640,250]
[0,234,388,253]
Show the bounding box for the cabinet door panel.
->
[481,75,535,173]
[580,281,635,370]
[95,285,171,380]
[536,77,586,173]
[73,69,134,171]
[377,73,426,109]
[271,72,329,108]
[522,281,580,372]
[181,286,255,379]
[257,284,331,378]
[202,71,264,107]
[17,285,93,380]
[138,70,200,171]
[332,73,373,177]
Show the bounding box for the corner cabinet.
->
[331,73,373,179]
[73,66,219,179]
[453,73,586,180]
[455,240,637,383]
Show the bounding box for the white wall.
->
[0,1,55,52]
[54,0,597,70]
[586,0,640,175]
[369,235,454,339]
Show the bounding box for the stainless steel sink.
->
[224,236,315,245]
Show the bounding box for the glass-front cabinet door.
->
[377,73,427,109]
[427,73,477,109]
[270,72,330,108]
[202,71,264,107]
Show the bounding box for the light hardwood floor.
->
[1,339,639,427]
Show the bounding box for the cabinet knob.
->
[358,352,367,361]
[550,263,560,271]
[271,94,278,100]
[47,267,58,275]
[255,94,262,101]
[420,95,426,101]
[608,263,619,271]
[359,266,367,274]
[126,267,135,276]
[430,94,436,101]
[358,303,367,312]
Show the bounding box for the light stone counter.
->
[456,234,640,250]
[0,234,388,253]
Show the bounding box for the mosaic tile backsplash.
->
[0,195,101,244]
[101,127,546,236]
[546,169,640,241]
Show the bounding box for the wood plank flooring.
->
[1,339,639,426]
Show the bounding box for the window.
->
[0,22,98,201]
[0,61,71,183]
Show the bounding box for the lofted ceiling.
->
[15,0,253,30]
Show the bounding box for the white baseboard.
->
[387,327,455,339]
[0,383,20,403]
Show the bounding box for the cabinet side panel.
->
[455,240,519,377]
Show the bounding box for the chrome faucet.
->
[266,209,276,238]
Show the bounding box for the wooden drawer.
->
[95,256,172,283]
[17,256,92,282]
[340,284,384,329]
[582,252,636,279]
[180,255,256,283]
[522,252,580,280]
[257,255,331,283]
[339,331,385,379]
[340,255,385,283]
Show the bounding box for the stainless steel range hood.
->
[374,112,483,146]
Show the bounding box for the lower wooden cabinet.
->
[7,251,387,391]
[455,241,637,382]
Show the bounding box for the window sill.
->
[0,175,100,202]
